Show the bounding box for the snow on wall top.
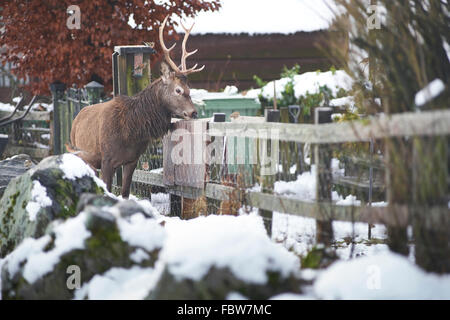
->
[129,0,337,35]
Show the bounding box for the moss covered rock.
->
[0,154,106,258]
[0,199,164,300]
[147,214,304,299]
[148,265,303,300]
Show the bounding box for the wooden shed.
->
[154,30,347,91]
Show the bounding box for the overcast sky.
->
[129,0,338,34]
[174,0,337,34]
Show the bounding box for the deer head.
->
[157,15,204,120]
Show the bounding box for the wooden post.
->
[169,194,182,217]
[207,113,226,215]
[279,107,290,180]
[260,109,280,236]
[412,136,449,272]
[50,82,66,155]
[385,137,410,256]
[112,46,155,191]
[315,107,334,245]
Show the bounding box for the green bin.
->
[195,94,261,119]
[192,93,261,187]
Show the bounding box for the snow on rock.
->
[130,248,151,264]
[160,214,299,284]
[3,236,52,286]
[25,180,52,221]
[3,213,90,284]
[74,266,161,300]
[314,252,450,299]
[148,214,303,300]
[414,79,446,107]
[22,213,90,284]
[117,213,166,252]
[1,201,164,299]
[59,153,108,192]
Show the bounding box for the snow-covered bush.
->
[249,65,354,122]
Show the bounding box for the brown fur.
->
[70,65,197,198]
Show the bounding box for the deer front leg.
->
[121,160,138,199]
[101,159,115,192]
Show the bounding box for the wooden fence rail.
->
[208,109,450,143]
[128,108,449,231]
[133,169,447,228]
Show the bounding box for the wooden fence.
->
[0,108,52,160]
[51,83,109,155]
[122,108,449,240]
[2,91,449,270]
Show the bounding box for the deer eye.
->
[175,87,183,95]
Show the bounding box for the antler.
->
[159,15,204,75]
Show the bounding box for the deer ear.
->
[160,62,171,82]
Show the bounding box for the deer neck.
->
[117,81,172,142]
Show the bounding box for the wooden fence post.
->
[112,46,155,192]
[385,138,410,256]
[207,113,226,215]
[314,107,334,245]
[50,82,66,155]
[169,194,182,217]
[260,109,280,236]
[412,136,449,272]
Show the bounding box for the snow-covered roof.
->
[129,0,337,35]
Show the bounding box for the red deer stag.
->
[69,16,203,198]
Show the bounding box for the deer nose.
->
[191,111,198,119]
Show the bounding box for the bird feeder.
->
[111,45,156,187]
[112,45,156,97]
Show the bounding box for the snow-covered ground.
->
[79,194,450,299]
[1,155,449,300]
